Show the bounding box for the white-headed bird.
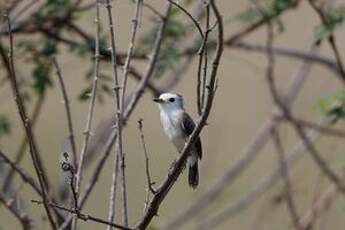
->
[153,93,202,188]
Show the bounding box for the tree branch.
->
[135,1,223,229]
[4,13,57,230]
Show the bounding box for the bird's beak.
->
[153,98,164,103]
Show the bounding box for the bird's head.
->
[153,93,184,112]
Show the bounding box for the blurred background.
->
[1,0,345,229]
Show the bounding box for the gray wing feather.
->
[181,113,202,159]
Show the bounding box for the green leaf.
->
[315,88,345,121]
[170,0,193,17]
[272,0,292,13]
[41,38,57,56]
[34,0,73,20]
[138,19,185,52]
[235,8,261,23]
[137,18,185,78]
[0,114,11,138]
[70,37,108,58]
[314,5,345,41]
[165,20,186,38]
[78,86,92,101]
[32,65,52,95]
[315,89,345,111]
[70,41,92,57]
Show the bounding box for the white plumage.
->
[154,93,202,188]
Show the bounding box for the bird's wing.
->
[181,112,202,159]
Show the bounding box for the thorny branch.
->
[104,0,127,226]
[138,119,156,195]
[4,13,57,230]
[57,3,173,229]
[53,57,77,168]
[31,200,132,230]
[135,1,223,229]
[73,0,102,228]
[0,150,41,196]
[1,1,345,229]
[197,3,211,115]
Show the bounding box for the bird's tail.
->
[188,161,199,189]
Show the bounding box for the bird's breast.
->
[160,111,186,151]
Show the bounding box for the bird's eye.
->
[169,98,175,103]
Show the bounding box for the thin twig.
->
[197,4,210,115]
[297,172,344,229]
[53,57,77,168]
[0,193,32,230]
[123,3,171,122]
[104,0,129,226]
[308,0,345,83]
[138,119,156,214]
[167,0,204,39]
[31,200,133,230]
[277,116,345,138]
[138,119,156,195]
[4,13,57,230]
[121,0,142,114]
[141,1,164,19]
[201,4,210,112]
[271,126,301,230]
[136,1,223,229]
[262,8,301,228]
[1,89,45,193]
[0,150,41,196]
[230,42,341,77]
[60,153,80,216]
[73,0,102,227]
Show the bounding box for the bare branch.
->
[277,116,345,139]
[197,4,210,115]
[0,193,32,230]
[167,0,204,39]
[53,57,77,168]
[308,0,345,83]
[297,172,344,229]
[121,0,142,113]
[4,13,57,229]
[0,150,41,196]
[259,10,301,229]
[73,0,102,227]
[230,42,341,77]
[271,126,301,230]
[104,0,127,226]
[136,1,223,229]
[1,95,45,194]
[31,200,132,230]
[138,119,156,195]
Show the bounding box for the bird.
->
[153,93,202,188]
